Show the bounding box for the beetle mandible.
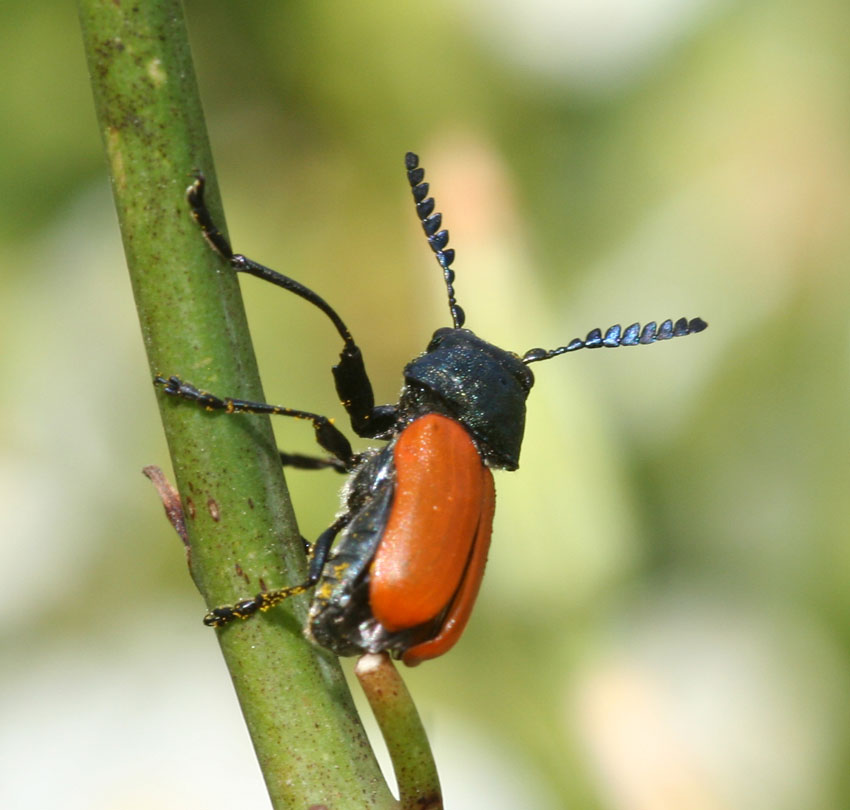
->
[155,152,707,666]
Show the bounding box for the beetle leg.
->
[331,345,397,438]
[155,374,356,468]
[203,516,348,627]
[187,172,354,345]
[187,173,397,440]
[279,451,350,474]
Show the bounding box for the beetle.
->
[156,152,707,666]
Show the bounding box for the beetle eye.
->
[427,327,453,352]
[515,365,534,392]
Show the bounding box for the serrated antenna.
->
[405,152,465,329]
[522,316,708,364]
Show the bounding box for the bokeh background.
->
[2,1,849,808]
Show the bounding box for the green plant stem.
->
[77,1,397,807]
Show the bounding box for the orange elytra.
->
[369,414,493,634]
[400,461,494,666]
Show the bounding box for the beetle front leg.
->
[187,173,397,440]
[203,516,348,627]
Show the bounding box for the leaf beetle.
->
[156,152,707,666]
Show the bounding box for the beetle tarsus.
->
[202,517,349,628]
[203,583,314,627]
[187,172,234,259]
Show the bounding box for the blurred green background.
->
[2,1,849,808]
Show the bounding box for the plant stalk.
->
[78,1,397,806]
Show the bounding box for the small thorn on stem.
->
[143,465,189,549]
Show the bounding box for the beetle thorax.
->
[400,328,534,471]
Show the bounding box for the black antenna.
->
[405,152,465,329]
[522,317,708,364]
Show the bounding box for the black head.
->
[404,328,534,470]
